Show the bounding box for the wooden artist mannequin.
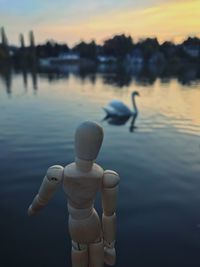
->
[28,121,120,267]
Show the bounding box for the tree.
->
[36,40,69,58]
[182,37,200,47]
[29,30,35,48]
[160,41,176,58]
[1,27,8,47]
[137,38,159,61]
[19,33,25,48]
[27,30,36,64]
[102,34,133,58]
[0,27,9,61]
[73,40,97,60]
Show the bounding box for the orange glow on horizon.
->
[3,0,200,46]
[33,0,200,46]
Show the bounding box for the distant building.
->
[58,52,80,62]
[126,49,144,65]
[149,51,166,65]
[97,55,117,64]
[183,45,199,58]
[39,52,80,67]
[39,58,52,67]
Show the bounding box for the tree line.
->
[0,27,200,66]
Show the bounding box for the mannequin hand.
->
[27,205,38,216]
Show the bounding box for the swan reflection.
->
[103,113,138,132]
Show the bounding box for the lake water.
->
[0,66,200,267]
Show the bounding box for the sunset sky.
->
[0,0,200,47]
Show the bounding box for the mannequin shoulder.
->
[102,170,120,188]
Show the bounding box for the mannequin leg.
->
[71,240,88,267]
[89,238,104,267]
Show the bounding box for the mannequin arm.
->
[101,170,120,265]
[28,165,64,216]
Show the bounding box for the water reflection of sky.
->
[1,68,199,136]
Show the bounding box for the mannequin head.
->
[75,121,104,161]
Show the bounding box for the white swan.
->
[103,91,140,117]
